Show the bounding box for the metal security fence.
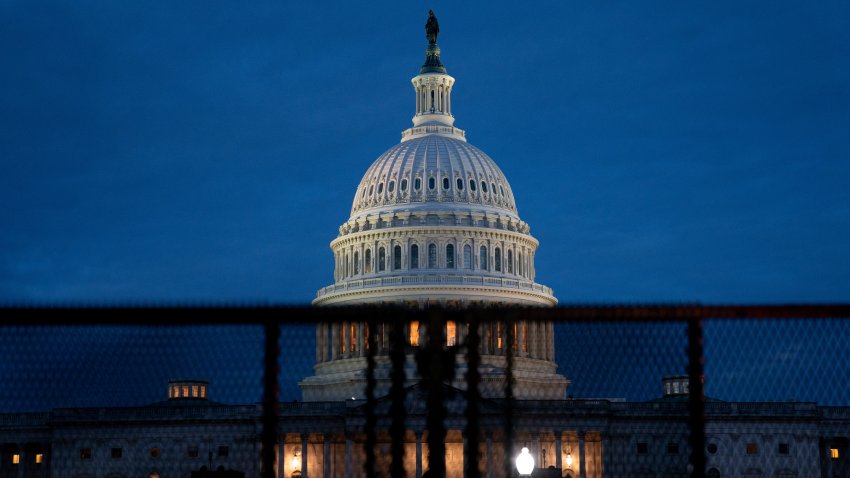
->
[1,305,849,478]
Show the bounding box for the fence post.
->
[687,309,706,478]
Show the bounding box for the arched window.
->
[354,251,359,275]
[463,244,472,270]
[415,178,422,190]
[507,250,513,274]
[469,179,476,191]
[480,246,488,271]
[494,247,502,272]
[388,181,395,193]
[365,249,372,273]
[393,245,402,270]
[446,244,455,269]
[428,177,436,190]
[481,181,488,193]
[428,244,437,268]
[442,177,450,190]
[411,244,419,269]
[456,178,464,190]
[498,184,504,196]
[368,185,374,195]
[378,183,384,194]
[401,178,408,191]
[378,247,386,271]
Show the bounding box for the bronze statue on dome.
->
[426,10,439,44]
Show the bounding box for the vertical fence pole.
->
[424,310,449,478]
[687,310,706,478]
[465,314,481,478]
[262,320,281,478]
[365,316,378,478]
[389,317,408,478]
[503,315,515,478]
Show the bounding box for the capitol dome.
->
[303,12,567,401]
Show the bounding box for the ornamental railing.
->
[316,274,554,298]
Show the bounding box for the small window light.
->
[12,454,20,465]
[200,386,206,398]
[831,448,840,459]
[442,177,450,190]
[182,385,189,397]
[35,453,44,464]
[192,385,199,397]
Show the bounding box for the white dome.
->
[350,135,518,220]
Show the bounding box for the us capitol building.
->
[1,12,849,478]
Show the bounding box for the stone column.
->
[578,432,586,478]
[532,432,541,469]
[518,321,527,357]
[316,324,324,364]
[600,435,609,478]
[416,430,423,478]
[357,322,365,357]
[555,430,562,471]
[345,434,353,478]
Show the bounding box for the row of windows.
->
[168,384,207,399]
[361,177,507,201]
[339,244,533,279]
[8,453,44,465]
[79,445,228,460]
[635,442,811,456]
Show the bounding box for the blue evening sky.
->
[1,2,849,409]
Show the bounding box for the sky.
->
[1,1,849,410]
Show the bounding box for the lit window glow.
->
[447,321,456,346]
[192,385,199,397]
[410,321,419,346]
[831,448,840,459]
[12,454,20,465]
[35,453,43,464]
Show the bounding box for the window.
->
[518,252,523,276]
[200,385,206,398]
[365,249,372,273]
[339,323,346,353]
[636,443,648,454]
[667,443,679,454]
[361,188,366,198]
[80,448,92,460]
[192,385,199,397]
[831,448,840,459]
[447,320,456,346]
[393,245,402,270]
[481,181,488,193]
[456,178,464,190]
[150,447,161,459]
[428,244,437,268]
[350,322,357,353]
[112,447,123,459]
[446,244,455,269]
[507,250,513,273]
[415,178,421,190]
[442,177,450,190]
[401,179,408,191]
[480,246,488,270]
[35,453,43,464]
[522,322,528,352]
[778,443,789,455]
[707,443,718,454]
[494,247,502,272]
[369,185,374,195]
[428,177,435,190]
[410,320,419,346]
[463,244,472,270]
[470,179,476,191]
[746,443,758,455]
[499,184,504,196]
[218,446,229,457]
[183,385,189,397]
[354,251,359,275]
[378,247,386,271]
[388,181,395,193]
[410,245,419,269]
[377,183,384,194]
[12,454,20,465]
[496,321,502,349]
[188,446,199,458]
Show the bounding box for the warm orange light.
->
[12,454,20,465]
[192,385,199,397]
[182,385,189,397]
[35,453,43,464]
[200,386,206,398]
[447,321,456,346]
[410,321,420,346]
[496,321,503,349]
[831,448,840,459]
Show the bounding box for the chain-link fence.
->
[1,305,849,478]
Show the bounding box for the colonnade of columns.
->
[279,430,602,478]
[315,320,556,364]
